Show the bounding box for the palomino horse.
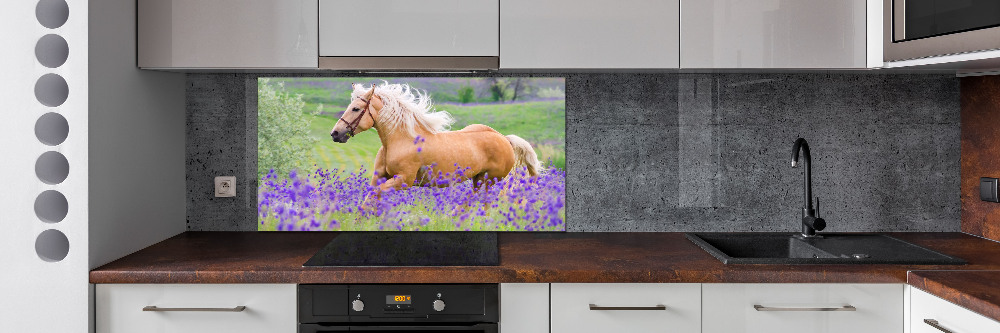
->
[330,83,541,203]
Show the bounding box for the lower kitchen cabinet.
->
[910,287,1000,333]
[500,283,549,333]
[550,283,701,333]
[95,284,296,333]
[702,283,903,333]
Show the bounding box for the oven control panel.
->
[299,284,498,323]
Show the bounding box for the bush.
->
[257,78,319,178]
[458,85,475,104]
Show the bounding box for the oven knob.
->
[432,299,446,312]
[352,299,365,312]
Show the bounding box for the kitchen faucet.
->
[791,138,826,238]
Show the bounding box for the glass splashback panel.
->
[257,77,566,231]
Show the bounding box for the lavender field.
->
[258,166,565,231]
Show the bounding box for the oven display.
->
[386,295,412,304]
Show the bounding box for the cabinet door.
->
[96,284,297,333]
[911,287,1000,333]
[501,0,680,69]
[681,0,868,68]
[702,283,903,333]
[138,0,318,68]
[319,0,499,57]
[500,284,549,333]
[550,283,700,333]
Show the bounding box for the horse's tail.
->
[505,135,542,177]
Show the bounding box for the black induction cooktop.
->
[303,232,500,267]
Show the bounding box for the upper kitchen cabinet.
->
[681,0,880,69]
[500,0,680,69]
[138,0,318,69]
[318,0,500,70]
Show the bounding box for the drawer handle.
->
[143,306,247,312]
[924,319,955,333]
[589,304,667,311]
[753,305,856,312]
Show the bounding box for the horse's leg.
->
[377,167,417,193]
[361,147,388,211]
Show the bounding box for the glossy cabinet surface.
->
[500,284,549,333]
[138,0,318,69]
[702,283,903,333]
[319,0,499,57]
[500,0,680,68]
[550,283,701,333]
[96,284,296,333]
[910,287,1000,333]
[681,0,869,68]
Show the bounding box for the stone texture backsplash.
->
[187,73,960,232]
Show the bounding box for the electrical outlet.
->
[215,176,236,197]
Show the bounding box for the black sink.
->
[686,233,966,265]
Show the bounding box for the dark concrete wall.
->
[187,73,960,232]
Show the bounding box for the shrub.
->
[257,78,319,178]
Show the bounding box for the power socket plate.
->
[215,176,236,197]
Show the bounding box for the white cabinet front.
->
[96,284,296,333]
[500,0,680,69]
[137,0,318,68]
[911,287,1000,333]
[680,0,869,68]
[702,283,902,333]
[319,0,499,57]
[500,284,549,333]
[550,283,701,333]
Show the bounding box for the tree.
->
[257,78,319,178]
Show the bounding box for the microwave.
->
[884,0,1000,62]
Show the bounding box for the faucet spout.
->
[791,138,825,237]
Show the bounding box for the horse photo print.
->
[257,77,566,231]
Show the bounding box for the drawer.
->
[911,287,1000,333]
[96,284,296,333]
[550,283,701,333]
[702,283,903,333]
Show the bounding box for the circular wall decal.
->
[36,0,69,29]
[35,151,69,185]
[35,229,69,262]
[34,73,69,107]
[34,190,68,223]
[35,34,69,68]
[35,112,69,146]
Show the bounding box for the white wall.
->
[88,0,186,270]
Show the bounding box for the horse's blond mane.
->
[352,82,454,137]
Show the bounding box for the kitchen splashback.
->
[186,73,960,232]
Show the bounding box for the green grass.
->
[306,115,382,173]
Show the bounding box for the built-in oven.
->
[884,0,1000,61]
[299,284,498,333]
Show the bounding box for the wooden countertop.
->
[91,232,1000,322]
[908,270,1000,323]
[90,232,1000,284]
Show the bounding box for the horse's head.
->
[331,84,381,143]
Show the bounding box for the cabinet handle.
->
[589,304,667,311]
[143,306,247,312]
[753,305,856,312]
[924,319,955,333]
